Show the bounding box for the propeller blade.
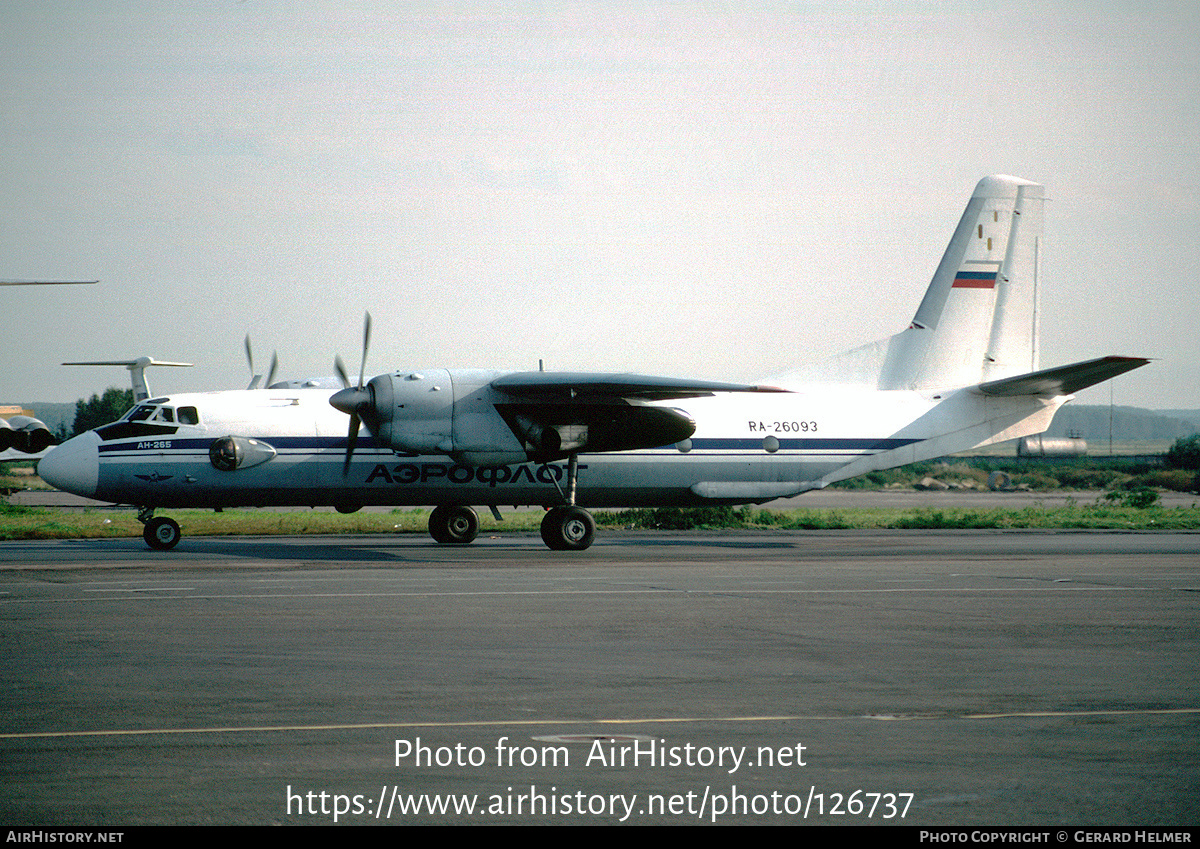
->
[334,311,374,474]
[245,335,279,389]
[358,312,371,389]
[244,335,260,389]
[343,412,360,476]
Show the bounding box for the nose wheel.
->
[143,515,181,551]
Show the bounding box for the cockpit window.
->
[96,405,185,441]
[124,404,193,424]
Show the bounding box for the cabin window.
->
[178,407,199,425]
[154,407,175,423]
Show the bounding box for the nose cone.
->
[37,431,100,498]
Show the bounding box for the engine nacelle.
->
[361,369,526,466]
[5,416,56,453]
[340,369,696,467]
[367,369,454,454]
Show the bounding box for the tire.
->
[540,506,595,551]
[431,505,479,545]
[540,507,566,550]
[143,517,181,551]
[988,471,1013,491]
[428,506,449,543]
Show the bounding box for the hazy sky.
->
[2,1,1197,410]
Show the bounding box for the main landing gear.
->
[138,507,181,551]
[428,505,480,544]
[539,505,595,551]
[538,454,595,550]
[427,453,597,551]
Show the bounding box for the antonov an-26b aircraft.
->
[39,176,1148,551]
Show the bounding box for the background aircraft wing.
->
[0,280,97,285]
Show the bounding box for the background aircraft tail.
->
[773,175,1046,391]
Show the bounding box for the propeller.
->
[244,335,279,389]
[330,312,373,475]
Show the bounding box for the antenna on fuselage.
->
[63,358,194,402]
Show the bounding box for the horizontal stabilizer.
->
[975,356,1150,397]
[63,358,193,368]
[64,357,194,402]
[492,372,789,400]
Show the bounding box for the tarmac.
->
[1,523,1197,826]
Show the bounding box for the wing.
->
[491,371,788,400]
[491,371,788,460]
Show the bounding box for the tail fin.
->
[880,174,1045,390]
[769,175,1045,391]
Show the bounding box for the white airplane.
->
[38,175,1148,552]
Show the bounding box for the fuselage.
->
[37,373,1063,510]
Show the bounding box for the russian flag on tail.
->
[952,269,998,289]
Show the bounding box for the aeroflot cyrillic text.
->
[366,463,587,487]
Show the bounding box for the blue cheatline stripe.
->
[98,435,921,455]
[688,437,921,451]
[98,436,384,454]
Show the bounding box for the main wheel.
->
[428,506,449,542]
[143,516,181,551]
[429,505,479,545]
[540,506,595,551]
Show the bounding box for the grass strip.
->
[2,502,1198,542]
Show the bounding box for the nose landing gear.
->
[138,507,181,550]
